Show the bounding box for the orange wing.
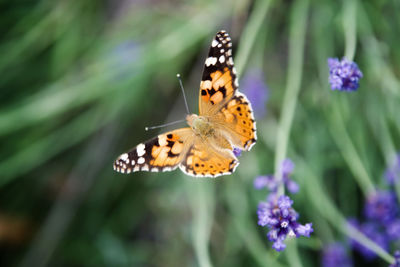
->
[212,92,257,151]
[179,139,239,177]
[199,30,238,115]
[113,128,193,174]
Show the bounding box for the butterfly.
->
[113,30,257,177]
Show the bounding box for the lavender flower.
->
[253,158,299,194]
[241,68,269,118]
[257,195,313,251]
[233,148,242,157]
[322,243,353,267]
[385,153,400,185]
[387,219,400,241]
[328,57,363,91]
[254,175,277,191]
[348,219,389,260]
[389,251,400,267]
[364,190,399,224]
[282,159,299,194]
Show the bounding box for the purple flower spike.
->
[364,190,399,224]
[257,195,313,252]
[322,243,353,267]
[390,251,400,267]
[328,57,363,91]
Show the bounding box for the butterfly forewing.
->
[199,30,239,115]
[113,128,193,174]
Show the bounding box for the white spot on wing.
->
[219,55,225,63]
[120,153,128,162]
[138,157,145,164]
[142,164,149,171]
[227,57,234,66]
[136,143,146,157]
[211,39,218,47]
[205,57,217,66]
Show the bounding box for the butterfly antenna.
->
[176,74,190,114]
[145,119,186,131]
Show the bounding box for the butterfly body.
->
[113,30,257,178]
[187,114,214,137]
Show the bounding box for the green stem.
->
[343,0,357,61]
[286,240,303,267]
[330,98,376,196]
[274,0,309,196]
[188,181,214,267]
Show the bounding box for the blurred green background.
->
[0,0,399,266]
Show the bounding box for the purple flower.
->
[241,68,269,119]
[257,195,313,252]
[348,219,389,260]
[233,148,242,157]
[282,159,299,194]
[385,153,400,185]
[254,175,277,191]
[322,243,353,267]
[328,57,363,91]
[253,158,299,194]
[364,190,399,224]
[387,219,400,241]
[389,251,400,267]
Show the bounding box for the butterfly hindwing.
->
[179,140,239,177]
[199,30,238,115]
[113,128,193,174]
[213,92,257,150]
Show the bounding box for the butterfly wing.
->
[199,30,238,115]
[212,92,257,150]
[200,31,257,151]
[179,138,239,177]
[113,128,193,174]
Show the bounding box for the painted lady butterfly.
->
[113,30,257,177]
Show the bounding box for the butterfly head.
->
[186,114,214,137]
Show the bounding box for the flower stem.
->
[343,0,357,61]
[187,181,214,267]
[330,97,376,196]
[274,0,309,196]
